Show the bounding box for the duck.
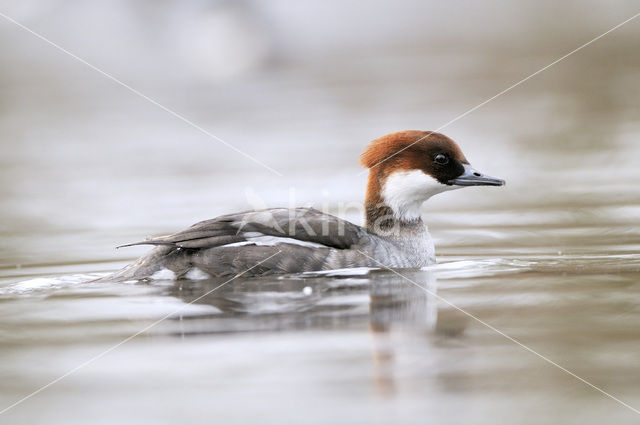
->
[106,130,504,281]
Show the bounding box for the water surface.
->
[1,3,640,424]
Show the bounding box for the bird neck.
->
[364,171,426,234]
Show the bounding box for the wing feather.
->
[117,208,366,250]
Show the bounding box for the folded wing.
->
[118,208,368,251]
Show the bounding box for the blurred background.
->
[1,0,638,267]
[1,1,640,424]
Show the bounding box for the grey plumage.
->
[104,207,435,281]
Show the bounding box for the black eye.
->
[434,154,449,165]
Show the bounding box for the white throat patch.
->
[381,170,458,221]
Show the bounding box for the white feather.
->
[246,235,327,248]
[222,234,328,249]
[381,170,458,221]
[150,268,176,280]
[185,267,211,280]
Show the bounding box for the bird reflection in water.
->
[166,268,468,396]
[369,269,470,397]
